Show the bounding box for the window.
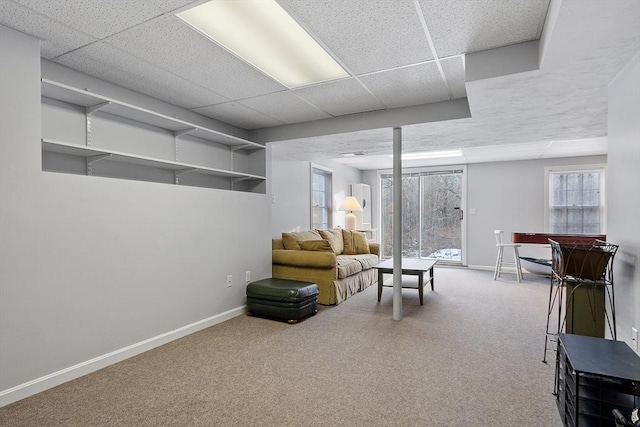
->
[311,166,332,230]
[546,165,606,234]
[380,168,464,262]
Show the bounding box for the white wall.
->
[607,52,640,349]
[0,25,271,405]
[269,144,361,236]
[466,156,607,267]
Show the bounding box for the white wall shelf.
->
[41,78,266,193]
[41,79,264,151]
[42,139,266,181]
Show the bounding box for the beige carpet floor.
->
[0,267,562,426]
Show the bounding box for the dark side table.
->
[556,333,640,426]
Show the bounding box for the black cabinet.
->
[556,334,640,426]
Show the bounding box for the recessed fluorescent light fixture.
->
[176,0,349,88]
[388,149,463,160]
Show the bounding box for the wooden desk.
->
[373,258,437,305]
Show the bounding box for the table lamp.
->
[339,196,363,230]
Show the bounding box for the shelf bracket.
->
[86,101,111,115]
[174,128,197,138]
[87,153,112,165]
[174,168,197,184]
[232,177,251,183]
[86,153,111,176]
[230,144,253,152]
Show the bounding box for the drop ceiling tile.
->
[281,0,434,75]
[0,0,97,59]
[194,102,285,130]
[54,42,229,109]
[152,0,194,13]
[105,15,286,100]
[440,56,467,99]
[419,0,550,57]
[238,92,331,124]
[359,63,450,109]
[15,0,165,39]
[293,78,385,117]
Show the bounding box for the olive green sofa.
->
[272,228,380,305]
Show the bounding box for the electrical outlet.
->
[226,275,232,287]
[632,327,639,352]
[245,271,251,282]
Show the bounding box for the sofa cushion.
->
[342,229,370,255]
[336,256,363,279]
[318,228,344,254]
[341,254,380,270]
[282,230,322,250]
[299,239,333,252]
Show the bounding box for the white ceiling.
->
[1,0,638,169]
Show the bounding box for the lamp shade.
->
[338,196,363,212]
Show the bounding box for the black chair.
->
[613,408,640,427]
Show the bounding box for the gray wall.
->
[608,52,640,349]
[466,156,607,267]
[0,25,271,402]
[269,144,361,236]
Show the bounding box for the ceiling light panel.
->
[176,0,349,88]
[359,63,450,109]
[281,0,434,75]
[419,0,550,57]
[105,15,285,100]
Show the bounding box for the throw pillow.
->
[342,229,370,255]
[299,239,333,252]
[282,230,322,250]
[318,228,344,254]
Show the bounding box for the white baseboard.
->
[466,264,495,271]
[0,305,246,407]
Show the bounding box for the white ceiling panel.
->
[419,0,550,57]
[194,102,285,130]
[14,0,165,39]
[54,42,229,110]
[440,56,467,99]
[238,92,331,124]
[0,0,97,59]
[105,15,286,100]
[358,63,450,109]
[294,78,385,117]
[152,0,195,13]
[281,0,434,75]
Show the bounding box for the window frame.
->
[544,164,607,234]
[310,164,333,230]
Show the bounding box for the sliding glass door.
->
[381,167,465,264]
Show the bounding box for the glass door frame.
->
[376,165,467,266]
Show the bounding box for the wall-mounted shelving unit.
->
[40,79,266,193]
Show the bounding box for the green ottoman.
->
[246,278,318,324]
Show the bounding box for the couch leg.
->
[287,319,298,324]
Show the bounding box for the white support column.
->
[393,127,403,321]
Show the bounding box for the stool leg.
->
[494,246,503,280]
[514,247,522,282]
